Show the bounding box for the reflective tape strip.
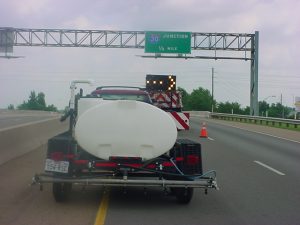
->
[171,94,178,107]
[168,112,189,130]
[160,93,171,102]
[151,92,181,108]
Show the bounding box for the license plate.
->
[45,159,69,173]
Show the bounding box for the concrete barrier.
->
[185,111,211,118]
[0,118,68,165]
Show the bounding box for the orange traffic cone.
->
[200,122,208,138]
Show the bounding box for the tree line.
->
[8,91,58,112]
[178,87,296,119]
[8,88,296,118]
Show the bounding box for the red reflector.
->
[50,152,64,161]
[65,154,76,159]
[146,164,156,169]
[162,162,173,167]
[186,155,199,165]
[74,160,88,165]
[95,162,117,168]
[176,157,184,162]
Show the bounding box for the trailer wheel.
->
[53,182,72,202]
[174,187,193,204]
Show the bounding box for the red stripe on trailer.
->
[184,112,190,119]
[171,98,177,107]
[156,93,168,102]
[171,93,179,107]
[162,93,171,102]
[170,112,189,130]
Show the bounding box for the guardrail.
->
[184,111,211,118]
[210,113,300,129]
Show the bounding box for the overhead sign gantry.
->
[0,27,259,116]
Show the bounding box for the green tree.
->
[18,91,57,112]
[18,101,29,110]
[259,101,269,116]
[243,106,250,115]
[28,91,39,109]
[268,103,291,118]
[217,102,232,113]
[177,87,190,110]
[186,87,213,111]
[46,104,58,112]
[217,101,244,114]
[7,104,14,110]
[37,92,46,109]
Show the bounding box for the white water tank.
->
[75,100,177,161]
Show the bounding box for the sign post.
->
[145,31,191,54]
[295,97,300,112]
[0,29,14,53]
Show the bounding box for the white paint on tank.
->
[75,100,177,161]
[78,98,111,117]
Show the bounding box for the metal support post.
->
[212,67,214,113]
[250,31,259,116]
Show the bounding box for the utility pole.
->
[293,94,297,119]
[281,93,284,118]
[212,67,214,112]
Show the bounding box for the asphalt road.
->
[0,117,300,225]
[0,110,59,129]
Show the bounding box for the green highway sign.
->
[145,31,191,54]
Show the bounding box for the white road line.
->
[0,117,59,132]
[254,161,285,176]
[208,137,214,141]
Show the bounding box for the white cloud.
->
[63,16,96,30]
[62,15,118,30]
[0,0,299,108]
[12,0,50,15]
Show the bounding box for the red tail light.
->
[162,162,173,167]
[146,164,156,169]
[176,157,184,162]
[50,152,64,161]
[186,155,199,165]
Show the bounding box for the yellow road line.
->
[94,188,110,225]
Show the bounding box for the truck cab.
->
[91,86,152,103]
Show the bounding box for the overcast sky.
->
[0,0,299,110]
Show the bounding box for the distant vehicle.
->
[33,80,217,204]
[145,74,190,130]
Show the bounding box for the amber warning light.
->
[146,74,176,91]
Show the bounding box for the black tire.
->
[52,182,72,202]
[174,187,194,204]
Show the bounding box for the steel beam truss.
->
[1,28,253,54]
[0,27,259,115]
